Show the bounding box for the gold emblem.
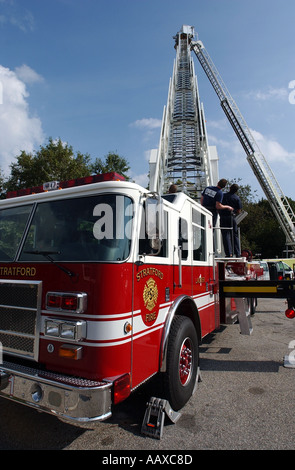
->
[143,278,158,311]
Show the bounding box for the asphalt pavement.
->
[0,298,294,452]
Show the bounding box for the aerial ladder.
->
[150,25,295,250]
[190,32,295,250]
[149,25,218,200]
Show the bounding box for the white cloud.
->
[246,87,288,101]
[14,64,44,84]
[0,1,34,32]
[131,172,149,187]
[250,129,295,165]
[0,65,44,174]
[210,125,295,189]
[206,119,228,130]
[130,118,162,130]
[207,132,244,165]
[205,122,295,193]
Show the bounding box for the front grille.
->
[0,281,41,360]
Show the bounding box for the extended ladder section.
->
[149,26,217,200]
[190,38,295,249]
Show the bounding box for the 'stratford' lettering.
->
[0,266,36,277]
[136,267,164,281]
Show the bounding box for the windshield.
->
[0,204,33,261]
[18,194,133,262]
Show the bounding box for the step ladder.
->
[235,298,253,335]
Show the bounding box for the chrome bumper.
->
[0,361,112,422]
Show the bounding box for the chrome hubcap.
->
[179,337,193,385]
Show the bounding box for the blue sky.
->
[0,0,295,200]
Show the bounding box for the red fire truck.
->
[0,173,294,424]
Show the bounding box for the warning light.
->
[285,308,295,319]
[6,172,125,198]
[46,291,87,313]
[43,181,60,191]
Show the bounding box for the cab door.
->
[176,215,192,295]
[192,207,217,336]
[131,197,169,389]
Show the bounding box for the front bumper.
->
[0,360,112,422]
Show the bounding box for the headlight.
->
[45,319,86,341]
[60,323,76,339]
[45,321,60,337]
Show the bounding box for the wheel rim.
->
[179,337,193,385]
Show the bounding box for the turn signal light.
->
[59,344,83,360]
[285,308,295,319]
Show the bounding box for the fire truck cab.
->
[0,173,218,422]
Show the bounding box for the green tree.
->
[91,151,130,180]
[225,178,289,258]
[226,178,258,206]
[240,199,286,258]
[5,138,91,191]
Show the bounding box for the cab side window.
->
[139,205,168,258]
[192,208,206,261]
[179,217,188,260]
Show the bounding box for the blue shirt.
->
[220,192,242,217]
[202,185,224,211]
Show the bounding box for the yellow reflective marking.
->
[223,286,277,293]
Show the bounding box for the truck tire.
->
[163,315,199,411]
